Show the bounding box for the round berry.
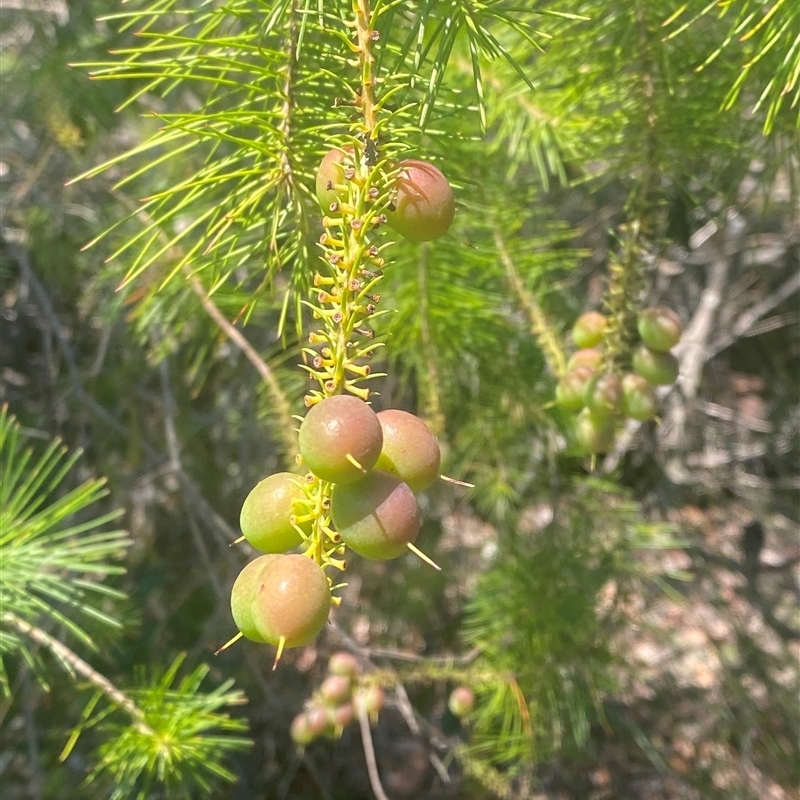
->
[632,345,679,386]
[637,306,683,352]
[572,311,607,349]
[567,348,604,371]
[386,159,455,242]
[332,471,421,560]
[621,373,658,421]
[328,651,361,678]
[448,686,475,718]
[575,408,615,454]
[319,675,352,706]
[355,685,385,718]
[583,373,622,417]
[375,409,441,492]
[290,712,316,746]
[299,395,383,485]
[329,703,355,729]
[239,472,308,554]
[556,366,596,411]
[316,145,354,212]
[250,554,331,647]
[230,555,277,643]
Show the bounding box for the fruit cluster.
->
[556,307,683,453]
[228,398,442,654]
[290,652,386,746]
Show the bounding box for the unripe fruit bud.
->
[567,348,604,371]
[319,675,352,706]
[290,713,316,746]
[572,312,607,349]
[637,306,682,352]
[239,472,308,553]
[355,685,385,721]
[632,345,679,386]
[230,555,277,643]
[250,554,331,647]
[298,395,383,485]
[583,373,622,417]
[621,373,658,421]
[329,703,355,729]
[386,160,455,242]
[316,146,354,211]
[575,408,615,454]
[305,705,333,737]
[447,686,475,717]
[556,366,596,411]
[332,471,421,560]
[329,651,361,677]
[375,409,441,492]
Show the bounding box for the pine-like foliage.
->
[2,0,797,797]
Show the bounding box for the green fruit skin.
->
[637,306,683,352]
[240,472,308,554]
[448,686,475,717]
[556,366,596,410]
[621,373,657,421]
[316,146,354,212]
[230,555,277,642]
[567,348,604,371]
[332,471,421,560]
[299,395,383,485]
[290,713,317,746]
[374,409,441,492]
[572,311,607,349]
[583,373,622,417]
[575,408,615,453]
[632,345,679,386]
[250,554,331,647]
[386,160,455,242]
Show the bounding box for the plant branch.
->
[494,229,566,376]
[357,700,391,800]
[2,612,153,736]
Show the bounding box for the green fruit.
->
[319,675,352,706]
[305,705,333,737]
[230,555,277,643]
[575,408,615,453]
[386,159,455,242]
[239,472,308,554]
[637,306,683,352]
[328,651,361,677]
[567,348,604,371]
[329,703,355,729]
[375,409,441,492]
[331,471,421,560]
[316,145,354,212]
[621,373,657,421]
[299,395,383,485]
[448,686,475,717]
[583,373,622,416]
[572,311,607,349]
[556,366,596,410]
[250,554,331,647]
[355,685,385,718]
[632,345,679,386]
[290,713,316,746]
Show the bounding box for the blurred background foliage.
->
[1,1,798,799]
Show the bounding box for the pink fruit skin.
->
[388,160,455,242]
